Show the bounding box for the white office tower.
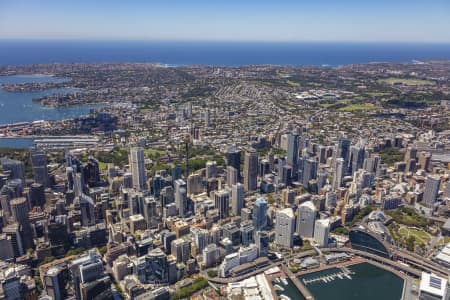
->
[423,176,441,207]
[314,219,330,247]
[275,208,295,248]
[129,147,146,190]
[325,190,337,209]
[419,272,449,300]
[218,244,258,277]
[297,201,317,238]
[187,173,203,195]
[226,166,238,187]
[174,179,187,217]
[202,244,219,268]
[332,158,344,190]
[231,183,244,216]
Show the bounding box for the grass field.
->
[286,80,300,87]
[144,149,166,157]
[398,227,432,244]
[377,77,435,86]
[337,103,377,111]
[435,236,450,248]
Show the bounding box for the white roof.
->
[299,200,316,211]
[279,207,294,218]
[420,272,447,297]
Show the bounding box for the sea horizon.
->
[1,39,450,67]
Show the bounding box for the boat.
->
[338,274,343,279]
[344,273,352,280]
[280,295,292,300]
[274,284,284,291]
[281,277,288,285]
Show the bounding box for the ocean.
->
[1,40,450,66]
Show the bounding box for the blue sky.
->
[1,0,450,42]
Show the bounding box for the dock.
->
[282,265,314,300]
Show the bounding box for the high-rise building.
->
[350,145,365,175]
[243,148,258,192]
[206,161,217,179]
[252,197,267,231]
[231,183,244,216]
[255,231,269,257]
[0,158,25,182]
[204,109,211,127]
[202,244,219,268]
[226,166,238,187]
[418,151,432,172]
[404,146,417,164]
[286,133,299,178]
[171,238,190,263]
[70,250,112,300]
[187,173,203,195]
[259,159,270,177]
[0,234,14,261]
[129,147,146,190]
[151,174,164,197]
[302,158,317,188]
[240,221,255,246]
[275,208,295,248]
[191,227,208,253]
[332,158,344,190]
[174,179,187,217]
[337,139,351,175]
[314,219,330,247]
[44,267,67,300]
[297,201,317,238]
[10,197,34,251]
[423,176,441,207]
[226,147,241,180]
[30,150,50,187]
[28,183,45,207]
[214,189,230,219]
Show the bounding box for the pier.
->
[302,267,354,285]
[282,265,314,300]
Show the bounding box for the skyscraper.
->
[226,147,241,180]
[286,133,299,178]
[302,158,317,188]
[332,158,344,190]
[275,208,295,248]
[206,161,217,179]
[337,139,350,175]
[187,173,203,195]
[30,150,50,187]
[231,183,244,216]
[350,145,365,175]
[214,189,230,219]
[423,176,441,207]
[226,166,238,187]
[174,179,187,217]
[297,201,317,238]
[243,148,258,192]
[255,231,269,257]
[129,147,146,190]
[10,197,34,250]
[314,219,330,247]
[404,146,417,163]
[252,197,267,230]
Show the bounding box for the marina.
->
[302,266,354,285]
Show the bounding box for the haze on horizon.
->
[1,0,450,43]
